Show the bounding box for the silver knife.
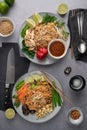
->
[5,48,15,106]
[5,48,15,109]
[6,48,15,86]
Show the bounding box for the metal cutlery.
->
[77,12,87,54]
[70,10,76,58]
[5,48,15,108]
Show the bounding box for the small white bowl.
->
[48,39,67,60]
[67,107,84,125]
[0,17,15,37]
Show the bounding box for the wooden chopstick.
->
[40,70,73,105]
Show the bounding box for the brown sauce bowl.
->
[48,39,67,60]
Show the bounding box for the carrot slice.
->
[17,83,28,104]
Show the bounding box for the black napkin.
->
[0,43,30,111]
[68,9,87,61]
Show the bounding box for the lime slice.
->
[33,12,42,24]
[57,3,68,15]
[26,18,36,28]
[5,108,15,119]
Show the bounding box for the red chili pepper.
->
[36,47,48,60]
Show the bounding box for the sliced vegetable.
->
[21,24,29,38]
[26,18,36,28]
[33,12,42,24]
[30,83,36,89]
[5,108,15,119]
[14,101,20,108]
[51,81,62,109]
[17,84,28,100]
[13,95,20,108]
[16,80,25,91]
[36,47,48,60]
[12,95,18,98]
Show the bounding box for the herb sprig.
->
[43,13,57,24]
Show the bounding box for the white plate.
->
[19,12,70,65]
[12,71,63,123]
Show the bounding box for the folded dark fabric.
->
[0,43,30,111]
[68,9,87,61]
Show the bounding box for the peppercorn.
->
[64,66,72,75]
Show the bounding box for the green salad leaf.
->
[22,40,35,58]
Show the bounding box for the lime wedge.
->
[5,108,15,119]
[33,12,42,24]
[26,18,36,28]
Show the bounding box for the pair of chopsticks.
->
[70,10,76,59]
[40,70,73,105]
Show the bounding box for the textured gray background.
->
[0,0,87,130]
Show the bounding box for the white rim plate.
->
[12,71,63,123]
[19,12,70,65]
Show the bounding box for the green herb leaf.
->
[43,13,57,24]
[56,20,65,27]
[62,30,69,40]
[14,101,20,108]
[12,95,18,98]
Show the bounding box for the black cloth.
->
[68,9,87,61]
[0,43,30,111]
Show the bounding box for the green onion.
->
[16,80,25,91]
[51,81,62,109]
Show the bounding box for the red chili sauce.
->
[49,41,65,57]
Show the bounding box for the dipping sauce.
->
[68,107,84,125]
[49,41,65,57]
[0,20,14,35]
[70,110,81,120]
